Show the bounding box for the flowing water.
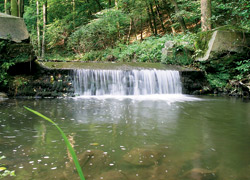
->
[73,69,182,96]
[0,70,250,180]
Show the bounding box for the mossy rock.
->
[195,26,250,61]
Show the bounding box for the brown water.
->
[0,96,250,180]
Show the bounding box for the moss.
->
[41,62,195,71]
[214,25,249,33]
[194,30,213,58]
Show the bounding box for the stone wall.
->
[7,62,74,98]
[180,71,208,95]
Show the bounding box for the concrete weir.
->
[6,62,206,97]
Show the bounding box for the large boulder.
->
[195,27,250,61]
[0,13,35,80]
[0,13,29,43]
[161,40,193,65]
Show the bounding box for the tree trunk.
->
[201,0,212,31]
[72,0,75,29]
[11,0,18,17]
[36,1,41,58]
[149,2,157,35]
[170,0,187,33]
[140,14,143,41]
[108,0,112,7]
[42,1,47,59]
[5,0,11,14]
[154,0,165,33]
[146,4,154,35]
[162,0,176,34]
[115,0,118,9]
[126,18,133,44]
[18,0,24,17]
[94,0,103,10]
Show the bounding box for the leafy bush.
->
[235,59,250,80]
[68,9,129,54]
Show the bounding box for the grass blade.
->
[24,106,85,180]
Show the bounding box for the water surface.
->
[0,96,249,180]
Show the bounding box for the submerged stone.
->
[96,170,128,180]
[78,149,111,177]
[182,168,217,180]
[123,148,161,166]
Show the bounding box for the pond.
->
[0,96,250,180]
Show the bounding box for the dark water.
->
[0,96,250,180]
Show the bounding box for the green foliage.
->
[206,73,230,88]
[0,156,15,179]
[24,106,86,180]
[0,62,15,86]
[212,0,250,30]
[68,9,129,54]
[235,59,250,80]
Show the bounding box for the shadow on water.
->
[0,96,250,179]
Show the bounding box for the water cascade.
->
[73,69,182,96]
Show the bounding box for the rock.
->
[195,27,250,61]
[96,170,128,180]
[123,148,161,166]
[161,40,192,64]
[106,55,116,61]
[162,41,175,58]
[78,149,111,177]
[0,13,29,42]
[182,168,217,180]
[0,92,8,99]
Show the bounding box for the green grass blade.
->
[24,106,85,180]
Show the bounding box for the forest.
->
[0,0,250,93]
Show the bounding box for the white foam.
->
[73,94,201,102]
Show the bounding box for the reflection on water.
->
[0,96,250,180]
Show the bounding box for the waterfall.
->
[73,69,182,96]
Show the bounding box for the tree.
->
[5,0,11,14]
[42,0,47,59]
[36,0,41,57]
[169,0,187,33]
[201,0,211,31]
[18,0,24,17]
[11,0,18,16]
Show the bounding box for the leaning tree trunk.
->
[154,0,166,33]
[170,0,187,33]
[201,0,212,31]
[162,0,176,34]
[149,2,158,35]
